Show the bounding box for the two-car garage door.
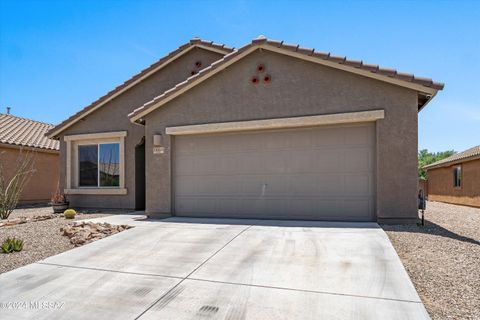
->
[173,123,375,221]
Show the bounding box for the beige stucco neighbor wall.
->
[0,145,59,204]
[427,159,480,207]
[58,47,224,209]
[143,49,420,222]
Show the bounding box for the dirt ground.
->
[383,201,480,320]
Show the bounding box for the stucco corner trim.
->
[166,110,385,136]
[64,188,128,195]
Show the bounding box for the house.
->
[46,37,444,223]
[424,145,480,208]
[0,112,60,204]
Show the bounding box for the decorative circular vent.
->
[195,61,202,68]
[251,76,259,84]
[257,64,265,73]
[263,74,271,84]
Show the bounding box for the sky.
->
[0,0,479,152]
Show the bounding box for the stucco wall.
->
[0,145,59,204]
[58,47,224,209]
[427,159,480,207]
[143,49,419,222]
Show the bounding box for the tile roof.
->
[0,114,60,151]
[128,37,444,121]
[46,38,234,139]
[424,145,480,169]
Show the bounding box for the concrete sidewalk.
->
[0,216,430,319]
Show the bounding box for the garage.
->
[173,122,375,221]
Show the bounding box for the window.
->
[65,131,126,195]
[79,143,120,187]
[453,165,462,188]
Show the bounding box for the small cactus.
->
[64,209,77,219]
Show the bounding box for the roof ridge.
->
[256,38,444,90]
[0,113,54,127]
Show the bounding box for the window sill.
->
[64,188,127,195]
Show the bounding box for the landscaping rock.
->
[60,222,132,247]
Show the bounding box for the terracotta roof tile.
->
[128,37,445,121]
[46,38,234,138]
[328,55,346,63]
[424,145,480,169]
[312,51,330,60]
[343,59,363,67]
[0,114,59,151]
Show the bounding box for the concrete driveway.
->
[0,216,429,319]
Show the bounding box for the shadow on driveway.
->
[151,216,382,229]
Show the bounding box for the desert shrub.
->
[1,237,24,253]
[0,149,36,219]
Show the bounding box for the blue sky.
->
[1,0,479,152]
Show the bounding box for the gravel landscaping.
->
[383,201,480,320]
[0,206,129,274]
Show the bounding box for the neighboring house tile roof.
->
[128,36,444,122]
[46,38,234,139]
[0,113,60,151]
[424,145,480,169]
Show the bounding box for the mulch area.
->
[0,206,128,274]
[382,201,480,320]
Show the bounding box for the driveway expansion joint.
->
[134,224,253,320]
[35,262,184,280]
[186,277,423,304]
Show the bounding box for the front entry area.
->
[173,123,375,221]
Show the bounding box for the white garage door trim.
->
[166,110,384,136]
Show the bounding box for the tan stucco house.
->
[424,145,480,208]
[0,113,60,204]
[46,37,444,223]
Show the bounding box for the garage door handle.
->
[261,183,268,196]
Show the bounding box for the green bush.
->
[64,209,76,219]
[1,237,24,254]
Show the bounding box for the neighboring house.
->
[424,145,480,208]
[0,113,60,204]
[46,37,444,223]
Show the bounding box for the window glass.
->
[79,145,98,186]
[99,143,120,187]
[453,166,462,187]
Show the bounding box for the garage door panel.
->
[345,148,372,172]
[345,174,372,196]
[174,124,375,221]
[344,125,374,146]
[313,127,346,147]
[311,151,344,173]
[342,199,372,218]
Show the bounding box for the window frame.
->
[64,131,127,195]
[78,142,120,188]
[453,165,462,189]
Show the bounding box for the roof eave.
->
[129,42,443,122]
[424,154,480,170]
[46,43,232,139]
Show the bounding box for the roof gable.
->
[128,37,444,122]
[46,39,233,139]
